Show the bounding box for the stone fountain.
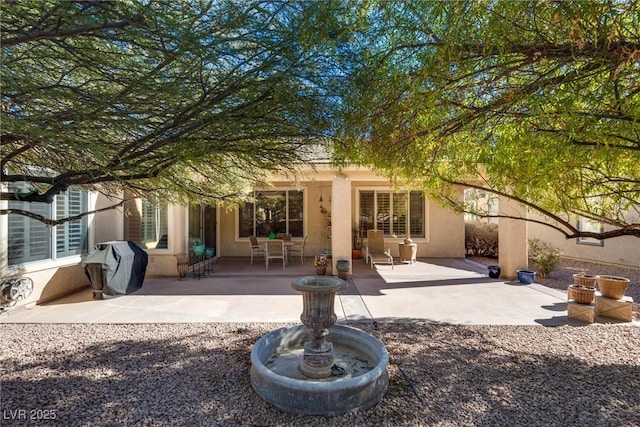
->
[250,276,388,416]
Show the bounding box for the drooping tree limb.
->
[0,199,126,227]
[2,19,141,47]
[443,179,640,239]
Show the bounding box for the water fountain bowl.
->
[250,323,389,416]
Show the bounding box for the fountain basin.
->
[250,323,389,416]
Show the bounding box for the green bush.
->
[465,221,498,258]
[528,238,561,279]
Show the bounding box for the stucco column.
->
[498,195,528,279]
[331,175,352,274]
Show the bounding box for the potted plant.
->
[336,259,350,280]
[192,240,206,256]
[352,229,362,259]
[205,247,215,259]
[313,255,328,275]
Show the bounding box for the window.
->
[124,198,169,249]
[7,184,88,265]
[239,190,303,238]
[577,217,604,246]
[56,189,89,257]
[359,190,424,238]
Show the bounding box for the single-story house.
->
[2,160,535,309]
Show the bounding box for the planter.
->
[336,259,350,280]
[315,267,327,276]
[572,273,597,288]
[174,253,189,279]
[516,270,536,284]
[596,275,630,299]
[352,249,362,260]
[569,285,596,304]
[487,265,501,279]
[205,247,215,259]
[192,244,206,256]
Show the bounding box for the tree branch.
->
[0,200,126,226]
[2,19,140,47]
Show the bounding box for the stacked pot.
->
[569,273,631,304]
[569,273,597,304]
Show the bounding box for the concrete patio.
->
[0,257,580,326]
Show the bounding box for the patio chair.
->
[287,235,308,263]
[365,229,394,269]
[265,239,286,270]
[249,236,265,265]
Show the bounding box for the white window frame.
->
[576,217,604,247]
[355,188,427,239]
[6,185,90,267]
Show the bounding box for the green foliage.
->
[528,239,562,279]
[1,0,343,220]
[353,228,362,250]
[465,221,498,258]
[335,0,640,240]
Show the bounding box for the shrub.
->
[465,221,498,258]
[528,238,561,279]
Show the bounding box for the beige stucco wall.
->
[0,193,101,309]
[529,218,640,267]
[143,204,187,277]
[215,169,465,261]
[464,190,639,269]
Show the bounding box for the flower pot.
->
[336,260,350,280]
[315,267,327,276]
[487,265,501,279]
[516,270,536,284]
[596,275,630,299]
[352,249,362,260]
[205,247,215,259]
[192,244,206,256]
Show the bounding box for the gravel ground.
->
[471,256,640,314]
[1,322,639,426]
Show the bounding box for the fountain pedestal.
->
[292,276,346,379]
[301,341,335,378]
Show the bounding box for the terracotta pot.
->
[596,275,630,299]
[315,267,327,276]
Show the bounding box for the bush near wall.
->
[528,238,561,279]
[465,221,498,258]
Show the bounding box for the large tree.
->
[1,0,342,224]
[336,0,640,239]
